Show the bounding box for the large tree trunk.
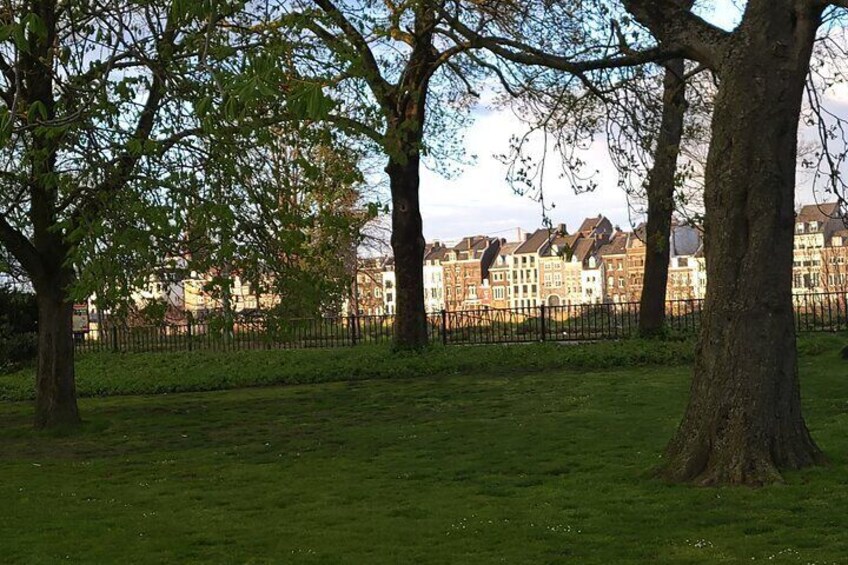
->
[659,7,825,485]
[387,154,428,349]
[33,274,81,430]
[639,58,687,337]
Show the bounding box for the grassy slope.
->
[1,337,847,563]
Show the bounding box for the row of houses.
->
[350,203,848,316]
[121,202,847,320]
[349,215,705,315]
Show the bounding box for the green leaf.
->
[26,13,47,41]
[27,101,48,123]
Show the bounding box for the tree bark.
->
[659,6,826,485]
[33,272,81,430]
[387,154,428,349]
[639,58,687,337]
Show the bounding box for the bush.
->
[0,289,38,374]
[0,289,37,334]
[0,332,38,374]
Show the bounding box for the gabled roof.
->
[796,202,844,239]
[497,241,522,256]
[489,241,521,270]
[539,233,581,258]
[424,242,449,263]
[514,228,553,254]
[598,231,629,257]
[572,238,597,264]
[577,215,613,238]
[447,236,496,261]
[797,202,840,224]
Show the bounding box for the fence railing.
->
[73,292,848,354]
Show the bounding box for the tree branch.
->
[621,0,731,69]
[0,212,41,278]
[311,0,396,111]
[445,14,683,74]
[326,114,385,144]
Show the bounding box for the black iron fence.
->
[74,292,848,354]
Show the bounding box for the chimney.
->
[558,223,567,235]
[516,227,523,242]
[524,232,531,241]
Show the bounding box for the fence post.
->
[441,309,448,346]
[187,321,193,352]
[539,303,546,342]
[349,315,358,346]
[111,325,118,353]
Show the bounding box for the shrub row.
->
[1,333,843,402]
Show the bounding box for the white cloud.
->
[420,108,635,242]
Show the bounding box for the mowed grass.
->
[1,337,847,564]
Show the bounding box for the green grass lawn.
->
[1,338,847,563]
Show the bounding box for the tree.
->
[278,0,486,348]
[0,0,263,428]
[185,120,373,322]
[454,0,848,483]
[635,57,687,336]
[445,3,698,335]
[622,0,833,484]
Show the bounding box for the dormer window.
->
[796,223,805,234]
[808,221,819,231]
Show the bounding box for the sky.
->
[415,1,836,244]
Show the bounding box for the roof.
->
[514,228,554,254]
[598,231,629,257]
[358,256,389,270]
[627,223,647,248]
[497,241,522,256]
[797,202,840,224]
[447,236,496,261]
[539,233,581,258]
[572,238,596,264]
[577,215,613,238]
[424,242,449,263]
[796,202,844,236]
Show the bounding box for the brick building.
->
[598,231,630,303]
[442,236,501,310]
